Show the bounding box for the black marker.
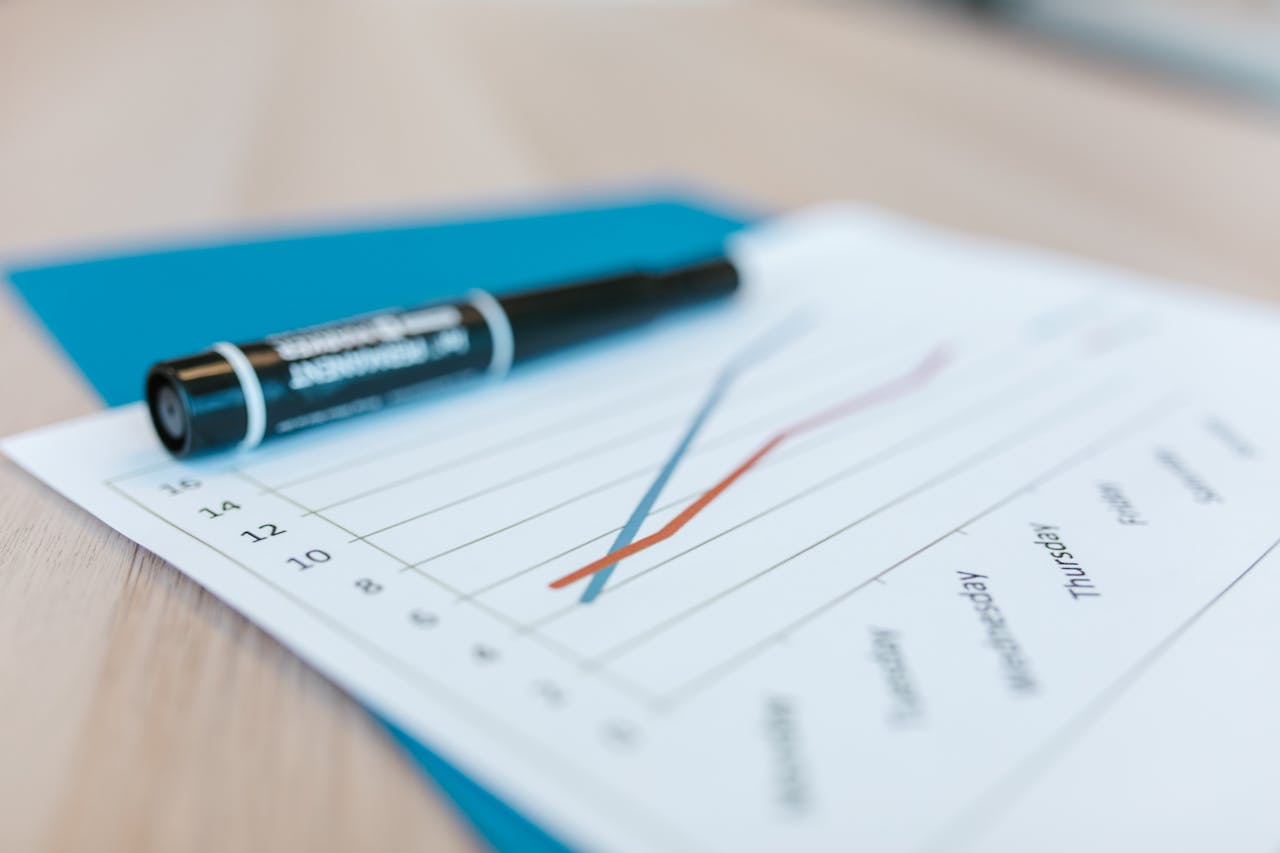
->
[146,258,739,457]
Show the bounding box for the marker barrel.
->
[146,258,738,457]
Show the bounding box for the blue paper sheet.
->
[5,190,751,852]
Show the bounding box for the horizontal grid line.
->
[260,318,923,498]
[523,354,1098,627]
[652,393,1184,709]
[466,345,1093,607]
[260,335,736,491]
[409,341,975,571]
[342,337,944,541]
[583,378,1131,667]
[350,413,681,540]
[236,468,667,705]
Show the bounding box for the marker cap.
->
[146,352,251,457]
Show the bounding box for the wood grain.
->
[3,1,1280,850]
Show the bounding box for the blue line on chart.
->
[580,314,810,603]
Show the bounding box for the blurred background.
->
[3,0,1280,300]
[3,1,1280,851]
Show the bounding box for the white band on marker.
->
[212,341,268,451]
[467,289,515,378]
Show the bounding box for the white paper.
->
[9,205,1280,853]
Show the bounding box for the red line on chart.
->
[549,345,952,590]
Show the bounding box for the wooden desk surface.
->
[3,2,1279,850]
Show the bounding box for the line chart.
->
[550,344,952,591]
